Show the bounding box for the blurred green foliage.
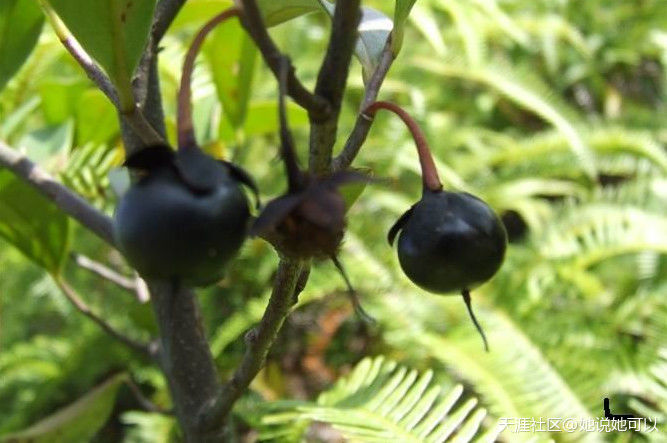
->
[0,0,666,441]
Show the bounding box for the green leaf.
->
[256,0,321,26]
[205,19,257,129]
[17,121,73,164]
[0,0,44,92]
[75,89,119,145]
[0,373,127,443]
[48,0,156,109]
[0,169,70,274]
[392,0,417,54]
[255,357,497,442]
[219,100,309,141]
[38,78,87,125]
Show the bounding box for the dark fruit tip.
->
[331,255,376,325]
[123,144,175,169]
[462,289,489,352]
[387,206,414,246]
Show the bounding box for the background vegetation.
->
[1,0,666,441]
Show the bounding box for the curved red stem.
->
[363,101,442,192]
[177,8,239,150]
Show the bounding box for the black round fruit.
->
[389,190,507,294]
[113,146,252,287]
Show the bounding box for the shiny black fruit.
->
[113,145,255,287]
[389,190,507,294]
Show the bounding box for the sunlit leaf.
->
[0,374,127,443]
[48,0,156,108]
[392,0,417,54]
[0,0,44,92]
[0,169,70,274]
[205,19,257,129]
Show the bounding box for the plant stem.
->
[149,280,226,441]
[332,39,395,171]
[0,142,115,244]
[178,8,239,149]
[198,258,305,432]
[363,101,443,192]
[309,0,361,174]
[54,276,152,356]
[71,253,136,291]
[238,0,329,119]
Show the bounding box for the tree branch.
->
[148,280,226,441]
[332,39,395,171]
[198,258,306,432]
[72,253,136,291]
[309,0,361,174]
[238,0,330,120]
[151,0,187,47]
[126,376,174,415]
[0,142,115,245]
[54,277,152,356]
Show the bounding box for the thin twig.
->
[0,142,115,245]
[41,0,165,146]
[54,277,151,356]
[126,377,174,415]
[332,39,395,171]
[198,258,305,431]
[71,253,136,291]
[238,0,329,120]
[309,0,361,173]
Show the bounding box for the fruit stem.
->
[462,290,489,352]
[363,101,442,193]
[178,8,239,150]
[278,57,304,192]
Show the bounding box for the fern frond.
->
[256,357,498,442]
[414,56,596,177]
[60,144,120,209]
[537,204,667,268]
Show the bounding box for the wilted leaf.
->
[0,0,44,92]
[318,2,393,82]
[0,374,127,443]
[0,169,70,274]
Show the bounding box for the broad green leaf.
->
[76,89,119,145]
[205,19,257,129]
[38,78,87,124]
[219,100,309,141]
[257,0,322,26]
[0,169,70,274]
[48,0,156,109]
[0,373,127,443]
[0,0,44,92]
[393,0,417,54]
[170,0,234,31]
